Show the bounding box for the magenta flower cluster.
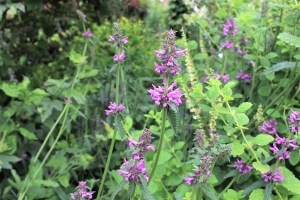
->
[289,110,300,132]
[118,129,155,184]
[261,168,284,183]
[82,28,93,38]
[235,70,252,82]
[259,118,299,160]
[108,23,128,63]
[259,118,277,135]
[234,159,253,174]
[202,72,229,84]
[270,135,299,160]
[153,29,186,75]
[105,102,124,116]
[70,181,94,200]
[221,18,237,49]
[148,80,183,107]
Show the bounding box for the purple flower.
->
[82,29,93,38]
[234,159,253,174]
[261,168,284,183]
[148,80,183,107]
[185,177,194,185]
[269,135,299,160]
[237,47,248,56]
[222,18,238,36]
[105,102,124,115]
[214,73,230,83]
[127,129,155,158]
[153,29,186,75]
[288,110,300,132]
[70,181,94,200]
[113,50,126,62]
[108,35,115,42]
[118,158,149,184]
[221,40,234,49]
[236,70,252,82]
[259,119,277,135]
[108,23,128,46]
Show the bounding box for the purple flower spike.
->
[153,29,186,75]
[221,40,234,49]
[261,168,284,183]
[236,70,252,82]
[118,158,149,184]
[288,110,300,132]
[82,29,93,38]
[259,119,277,135]
[234,159,253,174]
[113,50,126,62]
[148,81,183,108]
[105,102,124,115]
[222,18,238,36]
[70,181,94,200]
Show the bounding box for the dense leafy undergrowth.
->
[0,0,300,200]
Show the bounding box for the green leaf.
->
[235,113,249,126]
[0,83,20,98]
[78,69,99,79]
[128,181,135,198]
[114,116,126,140]
[167,109,178,135]
[231,141,244,156]
[244,180,264,196]
[158,151,172,165]
[249,189,264,200]
[58,173,70,188]
[252,162,270,173]
[140,177,155,200]
[0,155,21,169]
[277,32,300,48]
[262,62,299,75]
[34,180,59,188]
[264,183,273,200]
[265,52,278,59]
[237,102,253,113]
[19,128,37,140]
[69,50,87,64]
[215,106,231,114]
[280,167,300,195]
[289,150,300,166]
[200,185,219,200]
[188,40,198,50]
[223,189,243,200]
[110,181,127,200]
[254,134,274,146]
[174,141,185,150]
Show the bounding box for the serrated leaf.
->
[58,173,70,188]
[252,162,270,173]
[110,181,127,200]
[115,116,126,140]
[254,134,274,146]
[200,185,219,200]
[262,61,299,75]
[223,189,243,200]
[78,69,99,79]
[34,179,59,187]
[128,181,135,198]
[0,83,20,97]
[69,50,87,64]
[0,155,21,169]
[264,183,273,200]
[280,167,300,195]
[140,177,155,200]
[237,102,253,113]
[19,128,37,140]
[289,150,300,166]
[244,180,264,196]
[231,141,244,156]
[167,109,177,135]
[249,189,264,200]
[167,102,178,113]
[158,151,172,165]
[174,141,185,150]
[235,113,249,126]
[277,32,300,48]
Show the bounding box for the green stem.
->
[18,105,70,200]
[148,108,167,183]
[97,47,122,199]
[33,105,68,163]
[218,176,237,198]
[225,101,260,163]
[96,130,117,199]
